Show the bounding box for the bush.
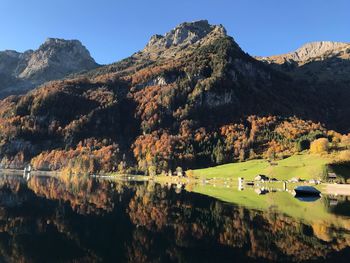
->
[338,150,350,162]
[341,135,350,149]
[310,138,329,154]
[185,170,195,178]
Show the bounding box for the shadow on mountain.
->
[266,56,350,133]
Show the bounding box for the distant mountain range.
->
[0,20,349,172]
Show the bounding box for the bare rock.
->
[0,38,99,98]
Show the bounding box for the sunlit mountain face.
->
[0,38,99,98]
[0,21,349,175]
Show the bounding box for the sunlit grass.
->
[194,154,331,181]
[190,153,350,226]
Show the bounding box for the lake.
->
[0,174,350,262]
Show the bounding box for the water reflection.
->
[0,174,350,262]
[295,196,321,202]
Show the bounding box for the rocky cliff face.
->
[140,20,228,59]
[145,20,226,49]
[0,38,99,98]
[257,41,350,66]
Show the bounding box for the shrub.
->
[310,138,329,154]
[185,170,195,178]
[338,150,350,162]
[341,135,350,149]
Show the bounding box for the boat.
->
[293,186,321,197]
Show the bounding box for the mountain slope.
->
[0,20,347,173]
[0,38,99,98]
[78,21,327,122]
[258,41,350,65]
[256,41,350,81]
[256,41,350,132]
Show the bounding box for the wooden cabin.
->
[328,172,337,182]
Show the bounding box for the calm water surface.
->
[0,174,350,262]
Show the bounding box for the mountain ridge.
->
[141,20,227,58]
[0,38,99,98]
[0,20,349,173]
[257,41,350,65]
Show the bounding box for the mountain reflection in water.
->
[0,174,350,262]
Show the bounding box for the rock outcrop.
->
[140,20,227,59]
[257,41,350,65]
[0,38,99,98]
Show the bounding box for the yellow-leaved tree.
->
[310,138,329,154]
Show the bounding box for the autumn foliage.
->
[31,139,121,174]
[310,138,329,154]
[0,34,347,174]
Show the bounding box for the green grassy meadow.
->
[193,153,330,181]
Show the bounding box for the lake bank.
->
[2,152,350,198]
[105,153,350,195]
[323,183,350,196]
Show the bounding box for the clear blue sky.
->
[1,0,349,64]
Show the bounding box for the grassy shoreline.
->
[2,154,350,226]
[3,152,350,198]
[193,153,331,181]
[109,153,332,187]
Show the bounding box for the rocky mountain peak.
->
[0,38,99,98]
[40,38,87,51]
[291,41,349,62]
[258,41,350,65]
[18,38,98,80]
[143,20,227,55]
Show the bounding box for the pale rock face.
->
[19,38,98,80]
[0,38,98,97]
[203,90,237,109]
[290,41,349,61]
[134,76,170,90]
[257,41,350,65]
[143,20,227,57]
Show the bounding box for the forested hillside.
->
[0,20,349,174]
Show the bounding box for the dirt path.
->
[323,184,350,196]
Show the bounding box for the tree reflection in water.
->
[0,174,349,262]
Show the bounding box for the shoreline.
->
[101,174,350,196]
[2,169,350,196]
[322,184,350,196]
